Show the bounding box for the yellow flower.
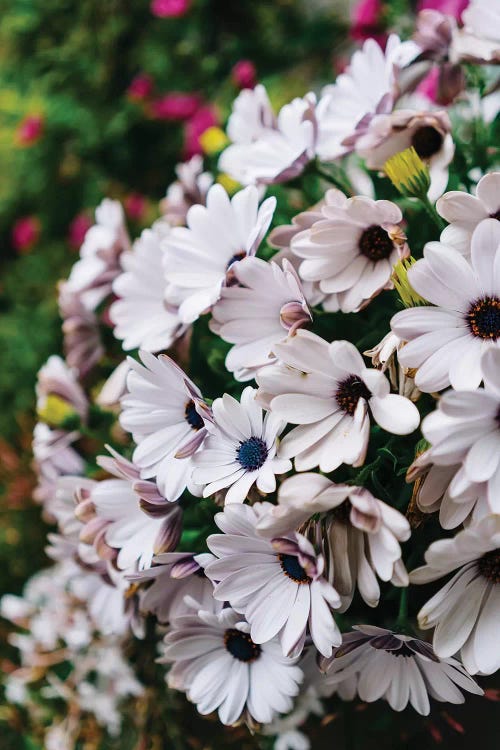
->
[384,147,430,198]
[391,257,428,308]
[199,126,229,155]
[37,394,78,427]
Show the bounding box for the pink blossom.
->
[231,60,257,89]
[416,65,441,102]
[151,0,190,18]
[417,0,469,20]
[350,0,387,46]
[127,73,154,101]
[15,114,44,146]
[12,216,40,253]
[68,213,92,250]
[124,193,147,221]
[183,105,219,157]
[151,93,200,121]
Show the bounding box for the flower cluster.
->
[3,2,499,747]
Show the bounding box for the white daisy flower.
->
[290,189,409,313]
[411,515,500,675]
[391,219,500,392]
[421,347,500,513]
[355,109,455,202]
[32,423,84,506]
[110,221,186,353]
[163,184,276,324]
[364,330,420,401]
[451,0,500,64]
[407,450,488,530]
[76,449,183,571]
[437,172,500,256]
[160,155,213,226]
[205,502,341,657]
[129,552,215,623]
[161,606,303,726]
[315,35,420,161]
[192,386,292,504]
[322,626,482,715]
[219,89,318,186]
[257,473,410,611]
[119,350,211,501]
[210,256,311,381]
[66,199,130,311]
[225,84,276,145]
[256,331,420,472]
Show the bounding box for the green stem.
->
[396,587,408,628]
[419,194,446,232]
[315,162,353,195]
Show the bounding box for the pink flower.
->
[68,213,92,250]
[12,216,40,253]
[124,193,147,221]
[417,0,469,20]
[151,93,200,121]
[127,73,154,101]
[183,105,218,157]
[231,60,257,89]
[15,114,44,146]
[351,0,387,46]
[151,0,190,18]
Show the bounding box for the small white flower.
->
[206,502,341,657]
[32,423,84,506]
[192,386,291,504]
[119,351,210,501]
[163,184,276,324]
[437,172,500,256]
[450,0,500,63]
[256,331,420,472]
[76,449,183,571]
[130,552,215,622]
[322,626,482,714]
[391,219,500,392]
[220,87,318,185]
[110,222,186,353]
[407,449,488,529]
[66,199,130,311]
[291,189,409,313]
[355,109,455,202]
[58,282,103,378]
[161,606,303,726]
[160,155,213,226]
[210,256,311,381]
[315,35,420,161]
[420,347,500,513]
[411,515,500,675]
[257,473,410,612]
[36,355,88,421]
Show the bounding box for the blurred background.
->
[0,1,498,748]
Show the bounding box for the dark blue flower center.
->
[335,374,372,415]
[184,400,204,431]
[279,554,311,584]
[466,296,500,340]
[226,250,246,270]
[224,628,261,662]
[479,549,500,583]
[236,436,268,471]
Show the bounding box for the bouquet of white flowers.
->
[3,1,499,747]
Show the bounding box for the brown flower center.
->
[335,375,372,416]
[411,126,443,159]
[358,225,394,261]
